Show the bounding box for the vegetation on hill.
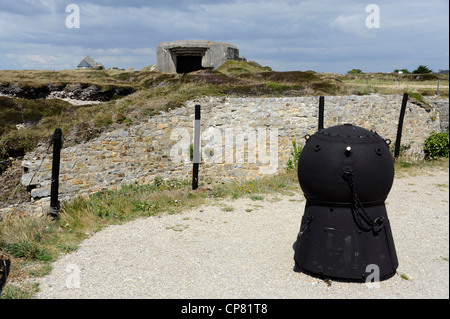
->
[216,60,272,75]
[0,61,448,175]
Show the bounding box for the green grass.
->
[0,283,39,299]
[216,60,272,75]
[250,195,264,201]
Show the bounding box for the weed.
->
[286,140,302,173]
[29,263,52,277]
[0,283,39,299]
[399,273,410,280]
[250,195,264,201]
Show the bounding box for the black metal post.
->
[192,105,201,190]
[0,255,11,294]
[394,93,409,159]
[318,96,324,130]
[49,128,62,218]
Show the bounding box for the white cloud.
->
[330,13,375,38]
[4,53,64,69]
[0,0,448,73]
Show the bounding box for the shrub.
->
[412,65,433,74]
[265,82,284,93]
[0,157,10,175]
[423,131,449,159]
[286,140,302,172]
[347,69,364,75]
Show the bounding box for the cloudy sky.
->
[0,0,448,73]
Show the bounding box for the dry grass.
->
[0,69,137,88]
[394,157,449,178]
[334,73,449,97]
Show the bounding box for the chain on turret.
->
[342,170,384,233]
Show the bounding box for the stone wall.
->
[427,96,449,131]
[19,94,445,206]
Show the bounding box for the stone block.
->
[31,187,51,199]
[21,173,36,186]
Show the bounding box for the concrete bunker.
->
[170,47,208,74]
[157,40,245,74]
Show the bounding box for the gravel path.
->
[34,167,449,299]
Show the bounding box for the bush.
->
[423,131,449,159]
[265,82,284,93]
[0,157,10,175]
[413,65,433,74]
[347,69,364,75]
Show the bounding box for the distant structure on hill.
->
[157,40,246,74]
[77,56,105,70]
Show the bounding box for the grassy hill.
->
[0,61,448,174]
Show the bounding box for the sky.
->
[0,0,448,74]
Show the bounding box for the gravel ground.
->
[34,166,449,299]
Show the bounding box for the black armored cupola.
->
[299,124,394,206]
[294,123,399,282]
